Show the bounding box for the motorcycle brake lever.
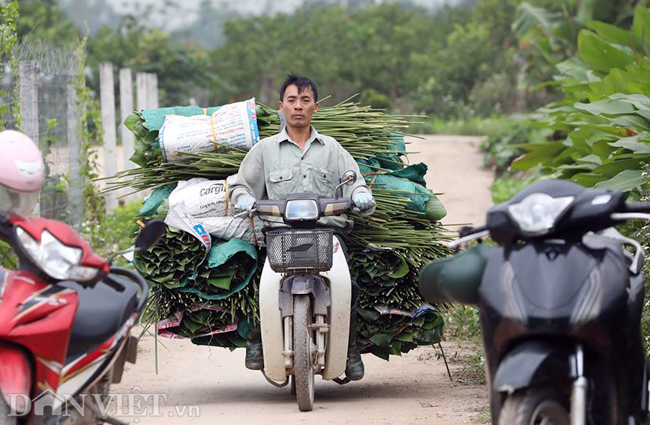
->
[234,209,256,219]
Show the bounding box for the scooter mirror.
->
[135,220,167,251]
[341,170,357,186]
[335,171,358,197]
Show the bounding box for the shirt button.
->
[303,175,307,178]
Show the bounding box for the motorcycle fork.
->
[282,310,328,371]
[313,314,327,368]
[283,316,293,370]
[571,344,588,425]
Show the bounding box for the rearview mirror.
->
[341,170,357,186]
[336,171,358,197]
[135,220,166,251]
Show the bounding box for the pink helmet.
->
[0,130,45,216]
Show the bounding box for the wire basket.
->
[266,229,334,273]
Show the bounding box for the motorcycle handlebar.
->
[107,267,150,313]
[459,225,487,238]
[625,203,650,213]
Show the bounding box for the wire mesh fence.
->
[1,40,159,228]
[0,41,85,226]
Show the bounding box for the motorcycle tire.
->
[293,295,315,412]
[0,396,16,425]
[290,375,296,396]
[498,387,569,425]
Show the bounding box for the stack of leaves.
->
[172,308,233,339]
[178,239,258,307]
[356,307,444,360]
[350,247,445,358]
[352,250,421,311]
[190,254,264,349]
[133,226,207,288]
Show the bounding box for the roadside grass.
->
[441,305,489,422]
[442,305,487,387]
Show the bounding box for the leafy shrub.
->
[513,6,650,195]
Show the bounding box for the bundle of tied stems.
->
[110,96,451,358]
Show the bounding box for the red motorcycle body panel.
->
[0,345,31,413]
[0,271,78,394]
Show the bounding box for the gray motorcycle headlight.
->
[285,200,319,221]
[508,193,574,236]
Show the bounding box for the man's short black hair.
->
[279,74,319,102]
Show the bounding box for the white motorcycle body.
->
[259,235,351,382]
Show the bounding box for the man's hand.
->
[235,196,256,212]
[352,192,375,211]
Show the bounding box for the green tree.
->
[14,0,79,43]
[88,17,213,106]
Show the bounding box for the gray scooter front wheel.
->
[293,295,315,412]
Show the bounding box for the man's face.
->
[279,84,319,130]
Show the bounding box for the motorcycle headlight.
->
[507,193,574,236]
[285,200,319,221]
[16,228,97,281]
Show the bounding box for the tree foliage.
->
[7,0,598,118]
[514,5,650,194]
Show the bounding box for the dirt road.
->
[112,135,493,424]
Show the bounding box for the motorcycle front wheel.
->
[293,295,315,412]
[498,387,569,425]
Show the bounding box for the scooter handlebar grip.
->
[625,203,650,213]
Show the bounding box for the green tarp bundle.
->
[359,161,447,222]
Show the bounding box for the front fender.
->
[0,344,32,414]
[493,340,574,394]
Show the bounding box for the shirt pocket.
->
[268,168,295,200]
[310,166,337,198]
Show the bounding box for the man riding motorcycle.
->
[229,74,375,381]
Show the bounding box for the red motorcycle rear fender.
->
[0,346,32,413]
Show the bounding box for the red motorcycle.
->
[0,211,165,425]
[0,130,165,424]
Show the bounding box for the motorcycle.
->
[419,180,650,424]
[238,170,363,412]
[0,207,166,425]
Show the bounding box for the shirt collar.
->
[278,126,324,146]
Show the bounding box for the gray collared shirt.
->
[229,126,373,233]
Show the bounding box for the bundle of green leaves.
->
[133,227,206,289]
[356,307,444,360]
